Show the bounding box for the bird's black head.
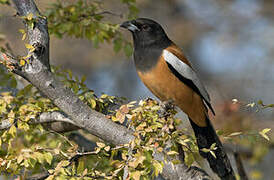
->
[120,18,171,49]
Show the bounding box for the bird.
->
[120,18,235,180]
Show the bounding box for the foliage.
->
[45,0,137,56]
[0,81,196,179]
[0,66,17,90]
[0,0,10,5]
[0,69,271,179]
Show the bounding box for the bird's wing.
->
[163,49,215,115]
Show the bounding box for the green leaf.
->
[201,148,210,153]
[228,132,242,137]
[184,153,194,167]
[257,99,263,105]
[113,38,122,52]
[166,151,179,155]
[8,125,16,137]
[44,152,53,165]
[153,160,163,177]
[131,171,141,180]
[34,152,45,164]
[81,75,86,84]
[210,143,217,150]
[210,150,216,159]
[124,42,133,57]
[0,0,10,5]
[77,160,85,174]
[259,128,271,141]
[28,157,37,168]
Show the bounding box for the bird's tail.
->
[189,116,235,180]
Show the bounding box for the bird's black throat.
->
[133,37,172,72]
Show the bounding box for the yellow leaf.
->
[8,110,15,123]
[25,44,35,53]
[69,7,75,13]
[111,116,118,122]
[22,33,26,41]
[250,170,262,179]
[33,152,44,164]
[136,122,147,131]
[131,171,141,180]
[210,151,216,158]
[121,152,127,160]
[261,128,271,134]
[259,128,271,141]
[96,142,105,148]
[77,160,85,174]
[228,132,242,137]
[26,13,33,21]
[48,169,54,174]
[184,153,194,167]
[153,160,163,177]
[157,147,163,152]
[6,160,11,169]
[61,160,70,167]
[210,143,217,150]
[259,133,270,141]
[20,59,26,66]
[94,147,101,154]
[29,47,35,52]
[100,94,108,98]
[166,151,179,155]
[23,54,31,59]
[17,155,24,164]
[82,168,88,176]
[257,100,263,105]
[8,125,16,137]
[90,99,96,109]
[104,146,110,152]
[45,175,54,180]
[246,102,255,107]
[201,148,210,153]
[44,152,53,165]
[18,29,25,34]
[25,43,34,49]
[129,155,145,168]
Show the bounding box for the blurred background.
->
[0,0,274,179]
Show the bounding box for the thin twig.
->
[234,152,248,180]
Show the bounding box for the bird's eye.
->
[142,24,150,31]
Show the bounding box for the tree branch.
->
[234,152,248,180]
[0,0,213,179]
[0,111,79,131]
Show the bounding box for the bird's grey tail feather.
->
[189,116,235,180]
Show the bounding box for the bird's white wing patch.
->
[163,49,210,103]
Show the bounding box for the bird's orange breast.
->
[137,56,207,127]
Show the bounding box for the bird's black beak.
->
[120,20,140,32]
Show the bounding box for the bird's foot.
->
[159,100,175,117]
[160,99,175,111]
